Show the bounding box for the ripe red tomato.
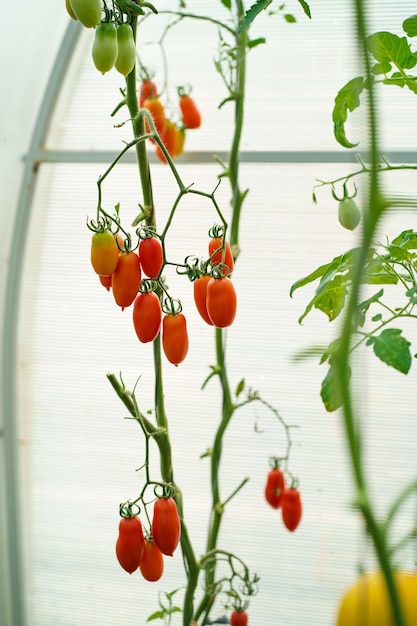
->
[142,97,167,139]
[115,516,145,574]
[151,497,181,557]
[179,94,201,129]
[281,488,302,532]
[206,277,237,328]
[208,237,234,275]
[139,539,164,582]
[162,313,189,366]
[112,251,141,310]
[132,291,162,343]
[139,80,158,107]
[230,610,248,626]
[193,275,213,326]
[156,121,180,163]
[99,274,112,291]
[90,230,119,276]
[139,237,163,278]
[264,468,285,509]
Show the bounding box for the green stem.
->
[335,1,405,624]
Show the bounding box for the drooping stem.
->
[335,1,404,623]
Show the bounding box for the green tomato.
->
[92,22,118,74]
[115,24,136,77]
[69,0,101,28]
[338,197,361,231]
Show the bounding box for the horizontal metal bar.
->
[30,149,417,166]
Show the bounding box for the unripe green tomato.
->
[65,0,78,20]
[115,24,136,77]
[69,0,101,28]
[92,22,118,74]
[338,197,361,231]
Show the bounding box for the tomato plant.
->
[206,277,237,328]
[162,313,189,366]
[115,23,136,77]
[208,236,234,275]
[139,236,163,278]
[115,516,145,574]
[139,539,164,582]
[264,467,285,509]
[92,22,118,75]
[230,610,248,626]
[337,571,417,626]
[132,291,162,343]
[68,0,101,28]
[111,251,141,310]
[281,488,302,532]
[179,93,201,129]
[151,497,181,557]
[193,274,213,326]
[90,230,119,276]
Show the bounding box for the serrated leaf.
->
[367,328,411,374]
[392,230,417,249]
[387,244,412,261]
[367,32,417,71]
[290,260,335,297]
[357,289,383,326]
[238,0,273,33]
[321,360,350,412]
[314,275,348,321]
[404,77,417,94]
[297,0,311,18]
[147,610,165,622]
[406,285,417,304]
[372,61,392,75]
[332,77,365,148]
[403,15,417,38]
[220,0,232,9]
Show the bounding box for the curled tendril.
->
[177,256,212,281]
[162,297,182,315]
[136,225,159,241]
[119,500,141,518]
[208,223,225,239]
[153,482,176,499]
[139,279,160,294]
[211,264,231,279]
[86,215,113,233]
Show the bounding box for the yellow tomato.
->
[337,571,417,626]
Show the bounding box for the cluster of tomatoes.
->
[264,467,302,532]
[116,496,181,580]
[139,78,202,163]
[90,225,237,366]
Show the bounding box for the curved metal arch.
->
[0,20,81,626]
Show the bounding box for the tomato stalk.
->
[335,1,405,624]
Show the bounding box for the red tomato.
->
[139,237,163,278]
[281,488,302,532]
[112,251,141,310]
[139,539,164,582]
[90,230,119,276]
[208,237,234,275]
[151,497,181,557]
[264,468,285,509]
[132,291,162,343]
[156,121,180,163]
[193,275,213,326]
[139,79,158,107]
[115,516,145,574]
[162,313,189,366]
[206,277,237,328]
[230,610,248,626]
[99,274,112,291]
[142,97,167,139]
[179,94,201,129]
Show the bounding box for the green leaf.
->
[314,275,348,321]
[247,37,266,49]
[321,359,350,412]
[367,32,417,71]
[392,230,417,249]
[114,0,145,16]
[220,0,232,9]
[403,15,417,38]
[387,244,413,261]
[332,77,365,148]
[366,328,412,374]
[297,0,311,18]
[239,0,273,33]
[147,611,165,622]
[357,289,384,326]
[235,378,245,397]
[284,14,297,23]
[372,61,392,75]
[406,285,417,304]
[404,77,417,94]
